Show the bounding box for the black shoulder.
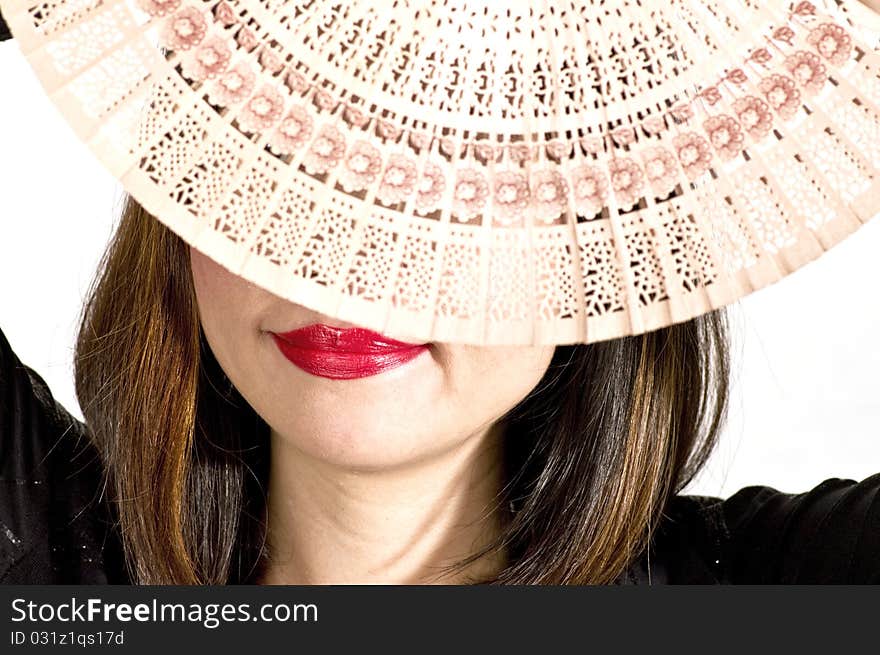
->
[635,493,730,584]
[720,473,880,583]
[0,7,11,42]
[0,326,92,484]
[636,472,880,584]
[0,326,126,583]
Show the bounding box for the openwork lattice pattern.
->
[3,0,879,344]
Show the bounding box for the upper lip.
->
[271,324,428,353]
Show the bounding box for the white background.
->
[1,41,878,499]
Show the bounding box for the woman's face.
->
[190,247,556,470]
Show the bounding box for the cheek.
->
[451,345,557,424]
[190,247,245,313]
[190,247,270,334]
[189,247,266,377]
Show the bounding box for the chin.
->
[275,420,444,472]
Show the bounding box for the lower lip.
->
[271,334,429,380]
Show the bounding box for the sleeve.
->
[0,325,101,582]
[1,7,11,42]
[0,326,91,482]
[721,473,880,583]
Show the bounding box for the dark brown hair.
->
[74,193,730,584]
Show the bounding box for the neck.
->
[256,423,508,585]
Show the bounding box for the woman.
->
[2,193,878,585]
[1,2,879,585]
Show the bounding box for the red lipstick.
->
[270,324,429,380]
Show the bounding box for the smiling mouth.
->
[270,324,430,380]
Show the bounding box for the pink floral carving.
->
[673,132,713,181]
[160,6,207,51]
[285,70,310,94]
[492,171,531,225]
[759,74,802,121]
[440,138,458,157]
[703,114,744,162]
[181,36,231,82]
[235,27,258,53]
[725,69,749,85]
[507,143,534,163]
[313,89,339,111]
[409,131,431,150]
[338,140,382,192]
[792,1,817,16]
[135,0,180,18]
[807,23,852,67]
[608,158,644,208]
[641,146,679,197]
[451,168,489,221]
[785,50,828,96]
[344,105,370,128]
[259,48,284,74]
[531,169,569,224]
[377,121,402,141]
[213,1,237,26]
[773,26,796,46]
[611,127,637,147]
[546,140,572,160]
[570,164,609,216]
[700,86,723,106]
[642,117,666,135]
[266,105,314,156]
[236,85,285,134]
[303,125,346,174]
[579,136,605,155]
[415,161,446,213]
[732,95,773,142]
[207,61,256,107]
[670,103,694,124]
[474,143,498,163]
[377,155,418,205]
[749,48,774,65]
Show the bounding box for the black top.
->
[0,327,128,583]
[2,324,879,585]
[0,10,10,43]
